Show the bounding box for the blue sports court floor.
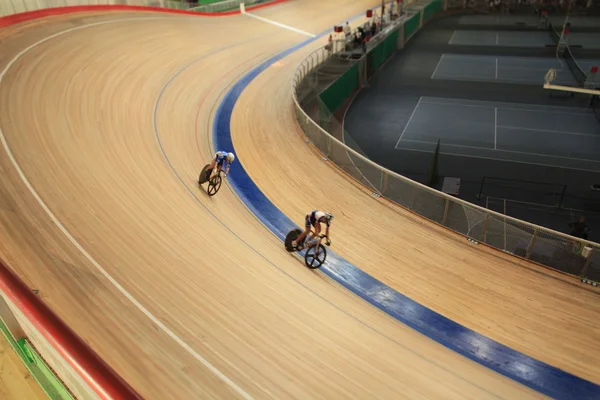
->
[344,13,600,236]
[395,96,600,171]
[449,29,600,48]
[432,53,600,86]
[458,14,600,29]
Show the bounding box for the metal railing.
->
[292,46,600,282]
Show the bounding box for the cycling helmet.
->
[227,152,235,163]
[325,213,334,223]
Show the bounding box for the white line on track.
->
[0,17,253,400]
[241,3,315,37]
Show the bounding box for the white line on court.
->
[400,139,495,150]
[393,146,600,172]
[454,54,565,62]
[241,4,315,37]
[437,54,564,73]
[495,58,498,79]
[448,30,457,44]
[495,32,499,45]
[500,65,561,72]
[395,96,423,148]
[398,139,600,163]
[432,75,558,85]
[420,100,495,110]
[494,107,498,149]
[497,125,600,137]
[419,99,592,115]
[0,18,253,400]
[431,54,445,79]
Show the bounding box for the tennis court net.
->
[547,22,589,87]
[563,45,587,86]
[548,22,560,44]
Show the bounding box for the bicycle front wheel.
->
[207,175,222,196]
[304,244,327,269]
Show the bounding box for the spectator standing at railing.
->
[343,22,351,39]
[569,216,589,240]
[362,34,368,53]
[353,28,363,49]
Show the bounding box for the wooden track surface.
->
[0,331,47,399]
[0,1,595,398]
[233,5,600,385]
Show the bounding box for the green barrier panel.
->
[404,12,421,39]
[367,28,399,78]
[368,41,386,76]
[15,337,74,400]
[383,28,399,59]
[0,317,74,400]
[423,0,443,21]
[319,62,359,113]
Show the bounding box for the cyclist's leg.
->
[209,155,217,170]
[302,223,321,248]
[205,157,217,180]
[210,160,224,179]
[314,223,322,237]
[293,216,312,247]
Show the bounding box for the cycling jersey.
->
[305,210,330,228]
[215,151,230,169]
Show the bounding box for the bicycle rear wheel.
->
[285,229,303,252]
[199,165,212,185]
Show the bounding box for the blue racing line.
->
[212,13,600,400]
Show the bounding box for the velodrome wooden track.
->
[0,1,599,398]
[0,330,47,398]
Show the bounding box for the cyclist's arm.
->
[325,224,330,238]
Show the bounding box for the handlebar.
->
[310,233,330,246]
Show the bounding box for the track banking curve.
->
[0,1,598,399]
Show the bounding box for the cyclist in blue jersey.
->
[209,151,235,178]
[293,210,333,249]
